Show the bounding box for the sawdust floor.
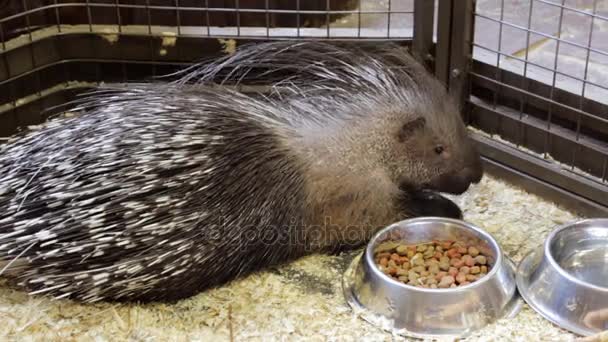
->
[0,174,584,341]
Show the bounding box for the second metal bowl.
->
[516,218,608,336]
[342,217,522,339]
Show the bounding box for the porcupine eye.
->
[434,145,444,155]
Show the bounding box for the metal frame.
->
[412,0,434,69]
[452,0,608,216]
[436,0,476,107]
[0,1,415,138]
[0,1,411,42]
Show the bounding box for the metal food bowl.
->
[517,218,608,336]
[342,217,523,339]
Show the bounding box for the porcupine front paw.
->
[409,189,463,219]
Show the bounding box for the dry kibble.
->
[412,253,425,266]
[375,241,401,253]
[477,246,492,256]
[412,265,426,273]
[428,264,440,274]
[450,258,464,268]
[374,239,492,289]
[438,275,455,288]
[396,268,408,276]
[463,255,476,267]
[376,252,391,259]
[446,248,458,258]
[475,255,487,265]
[426,258,439,265]
[466,274,478,281]
[456,272,467,284]
[435,271,447,281]
[379,257,388,267]
[396,245,408,256]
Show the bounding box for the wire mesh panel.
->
[0,1,421,139]
[0,0,415,41]
[468,0,608,210]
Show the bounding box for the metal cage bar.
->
[467,0,608,214]
[0,1,415,43]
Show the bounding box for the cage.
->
[0,0,607,340]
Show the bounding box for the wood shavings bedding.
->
[0,174,584,341]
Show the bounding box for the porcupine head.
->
[191,41,485,252]
[0,41,483,303]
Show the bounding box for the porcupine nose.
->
[432,154,483,195]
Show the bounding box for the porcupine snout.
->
[433,145,483,195]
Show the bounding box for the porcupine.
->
[0,41,483,303]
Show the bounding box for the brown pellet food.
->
[373,239,493,288]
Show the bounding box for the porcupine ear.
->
[398,117,426,142]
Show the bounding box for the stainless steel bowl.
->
[516,218,608,336]
[342,217,522,339]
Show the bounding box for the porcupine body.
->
[0,41,482,303]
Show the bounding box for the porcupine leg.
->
[407,189,463,219]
